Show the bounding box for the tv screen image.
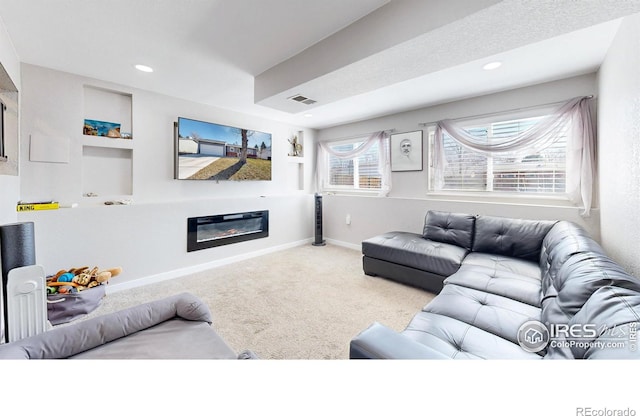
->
[175,117,272,181]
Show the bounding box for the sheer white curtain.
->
[433,96,595,216]
[315,130,391,197]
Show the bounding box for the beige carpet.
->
[86,243,435,359]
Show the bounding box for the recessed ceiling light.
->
[135,64,154,73]
[304,113,313,118]
[483,61,502,70]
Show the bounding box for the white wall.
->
[317,74,600,248]
[0,15,20,226]
[0,175,18,224]
[598,13,640,276]
[18,64,315,290]
[0,16,19,88]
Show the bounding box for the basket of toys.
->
[46,266,122,325]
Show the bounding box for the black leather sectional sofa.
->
[352,210,640,359]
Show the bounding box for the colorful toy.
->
[57,285,77,294]
[46,265,122,292]
[57,272,74,282]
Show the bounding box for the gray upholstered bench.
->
[0,292,257,359]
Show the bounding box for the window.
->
[317,130,390,196]
[327,140,382,190]
[429,114,568,195]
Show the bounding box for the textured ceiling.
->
[255,0,640,124]
[1,0,640,129]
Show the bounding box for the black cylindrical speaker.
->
[0,222,36,341]
[312,193,326,246]
[0,222,36,281]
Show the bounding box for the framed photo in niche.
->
[391,130,423,172]
[83,119,121,138]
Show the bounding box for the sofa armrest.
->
[350,322,450,359]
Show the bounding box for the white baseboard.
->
[106,238,314,294]
[325,238,361,252]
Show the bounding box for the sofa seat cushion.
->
[445,264,541,307]
[423,284,541,347]
[70,319,238,359]
[448,252,541,306]
[403,311,541,359]
[462,252,541,279]
[362,231,467,276]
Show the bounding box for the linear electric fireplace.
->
[187,210,269,252]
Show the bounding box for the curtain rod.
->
[417,95,594,127]
[325,128,396,142]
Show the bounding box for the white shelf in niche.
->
[81,135,133,149]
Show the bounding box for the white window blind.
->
[328,141,382,190]
[433,115,568,194]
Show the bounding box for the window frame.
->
[426,105,574,204]
[322,137,383,194]
[0,99,6,161]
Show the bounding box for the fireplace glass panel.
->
[187,210,269,252]
[197,216,264,243]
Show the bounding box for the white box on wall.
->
[29,134,70,163]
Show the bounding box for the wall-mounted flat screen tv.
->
[175,117,272,181]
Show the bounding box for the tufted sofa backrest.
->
[539,221,605,297]
[539,221,640,359]
[472,215,556,262]
[568,284,640,359]
[542,251,640,358]
[422,210,476,250]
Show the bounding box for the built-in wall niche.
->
[287,130,304,158]
[287,130,305,191]
[81,85,133,200]
[286,162,305,191]
[82,145,133,197]
[83,85,132,143]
